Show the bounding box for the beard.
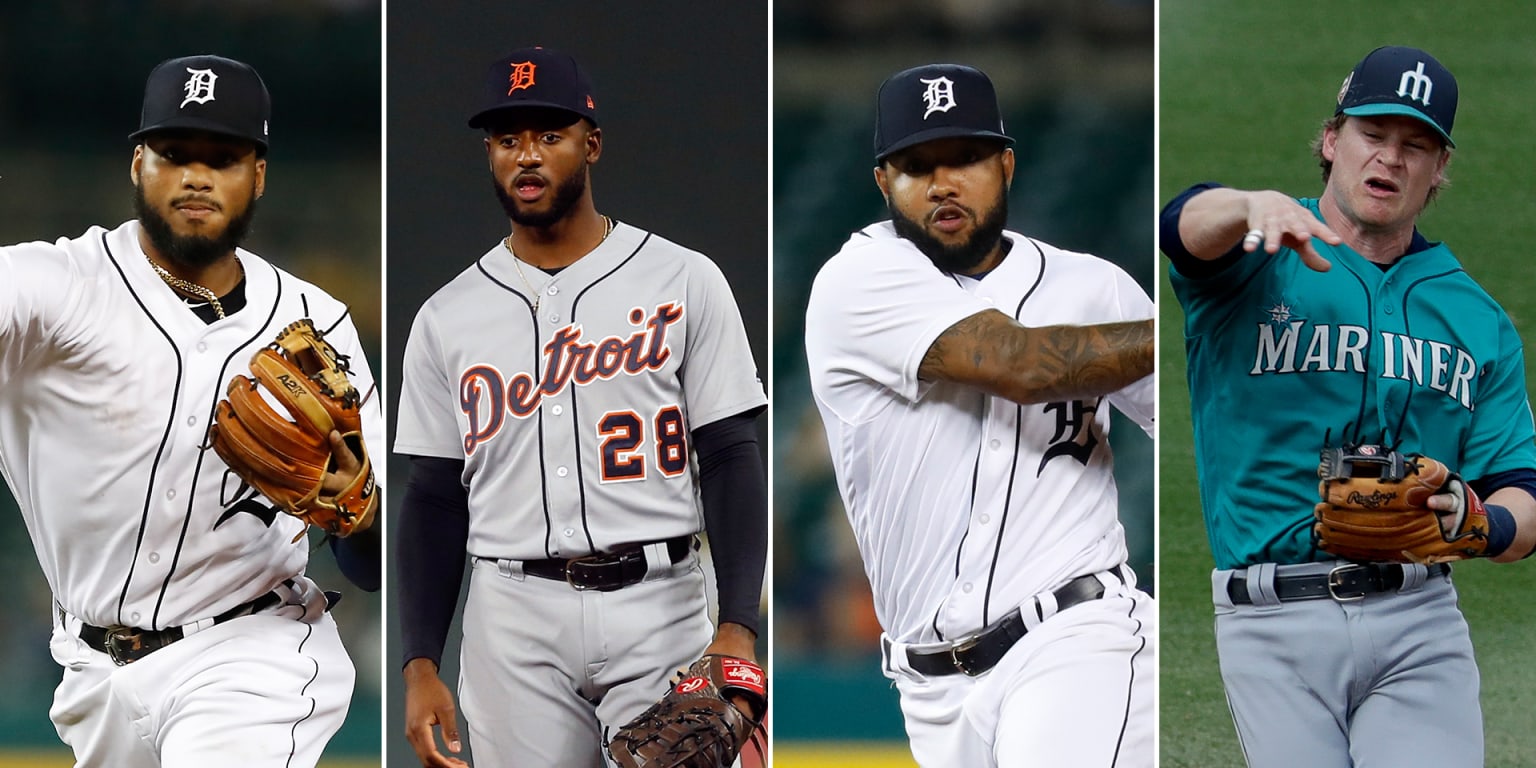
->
[888,190,1009,274]
[493,162,588,229]
[133,182,257,271]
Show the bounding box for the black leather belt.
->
[519,535,693,591]
[79,590,285,666]
[1227,562,1451,604]
[903,567,1123,677]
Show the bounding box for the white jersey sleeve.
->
[0,237,96,383]
[1102,263,1155,437]
[805,222,993,423]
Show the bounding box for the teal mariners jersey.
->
[1170,197,1536,569]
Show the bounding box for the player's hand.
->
[702,622,763,720]
[1242,191,1343,272]
[404,659,470,768]
[319,430,361,497]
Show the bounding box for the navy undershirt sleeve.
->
[1470,467,1536,506]
[397,455,470,670]
[1159,181,1247,279]
[328,515,381,592]
[693,410,767,637]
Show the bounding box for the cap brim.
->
[468,102,592,130]
[129,119,268,152]
[1342,103,1454,148]
[876,127,1014,162]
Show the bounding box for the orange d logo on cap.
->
[508,61,537,94]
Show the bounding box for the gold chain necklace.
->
[504,215,614,314]
[146,255,242,320]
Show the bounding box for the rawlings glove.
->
[208,319,377,538]
[1314,443,1488,564]
[608,654,767,768]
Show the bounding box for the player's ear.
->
[130,145,144,185]
[1321,122,1339,163]
[585,126,602,164]
[873,164,890,198]
[1001,147,1015,191]
[253,157,267,200]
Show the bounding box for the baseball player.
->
[0,55,381,766]
[803,64,1157,767]
[1162,46,1536,766]
[394,47,768,767]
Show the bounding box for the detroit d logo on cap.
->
[1397,62,1434,105]
[507,61,536,94]
[920,76,956,119]
[180,67,218,108]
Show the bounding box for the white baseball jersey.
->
[805,221,1153,643]
[0,220,382,631]
[394,221,766,559]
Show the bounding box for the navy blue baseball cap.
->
[130,55,271,155]
[468,47,598,130]
[1335,46,1457,147]
[874,64,1014,162]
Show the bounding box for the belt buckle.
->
[563,555,602,591]
[1327,564,1368,602]
[948,634,985,677]
[104,626,146,666]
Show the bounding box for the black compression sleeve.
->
[397,455,470,670]
[328,515,381,592]
[694,411,767,636]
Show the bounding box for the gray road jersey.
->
[395,222,765,560]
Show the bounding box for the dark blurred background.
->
[0,4,380,765]
[384,2,767,766]
[772,0,1153,763]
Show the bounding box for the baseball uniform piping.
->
[1336,263,1374,446]
[568,232,650,553]
[1391,269,1466,444]
[1109,598,1148,767]
[100,231,186,627]
[153,261,283,629]
[475,259,556,556]
[285,621,320,768]
[982,237,1046,625]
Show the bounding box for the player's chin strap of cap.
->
[886,565,1127,678]
[73,579,340,666]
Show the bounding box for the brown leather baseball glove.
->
[1314,443,1488,564]
[208,319,377,538]
[608,654,767,768]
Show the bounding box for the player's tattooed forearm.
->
[920,311,995,381]
[1032,320,1154,402]
[920,312,1153,404]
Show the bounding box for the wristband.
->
[1485,503,1515,558]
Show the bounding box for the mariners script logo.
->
[458,302,684,454]
[181,68,218,108]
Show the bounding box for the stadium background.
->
[772,1,1153,764]
[0,4,381,765]
[382,1,767,765]
[1159,0,1536,764]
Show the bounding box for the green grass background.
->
[1160,1,1536,765]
